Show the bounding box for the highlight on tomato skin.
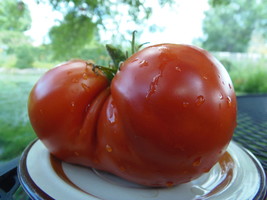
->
[28,44,237,187]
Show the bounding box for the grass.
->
[0,69,44,161]
[218,56,267,95]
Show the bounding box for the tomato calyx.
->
[89,44,126,82]
[91,31,148,82]
[90,63,117,82]
[129,30,149,57]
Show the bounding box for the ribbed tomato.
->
[28,44,237,187]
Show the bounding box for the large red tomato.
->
[28,44,237,187]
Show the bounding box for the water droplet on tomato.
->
[193,157,201,167]
[139,60,148,67]
[81,83,90,92]
[195,95,205,106]
[183,101,190,108]
[219,93,224,100]
[226,96,232,107]
[107,104,116,124]
[131,58,139,63]
[85,104,91,112]
[166,181,174,187]
[229,83,232,89]
[105,144,113,152]
[108,111,116,125]
[175,66,182,72]
[158,46,168,51]
[202,76,208,80]
[70,101,75,112]
[82,73,89,80]
[146,74,161,99]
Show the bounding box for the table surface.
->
[233,94,267,171]
[1,94,267,200]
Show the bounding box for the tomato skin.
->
[28,60,109,166]
[103,44,237,186]
[28,44,237,187]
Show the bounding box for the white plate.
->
[18,140,266,200]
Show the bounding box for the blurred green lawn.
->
[0,69,44,161]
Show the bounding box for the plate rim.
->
[18,139,54,200]
[17,139,267,200]
[234,142,267,200]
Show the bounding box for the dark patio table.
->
[1,94,267,200]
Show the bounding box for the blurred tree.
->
[0,0,32,51]
[0,0,35,68]
[14,44,35,68]
[49,11,97,59]
[0,31,30,54]
[0,0,31,32]
[200,0,266,52]
[39,0,174,60]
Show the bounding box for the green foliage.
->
[13,187,29,200]
[0,0,32,51]
[46,0,157,25]
[45,0,173,60]
[217,56,267,94]
[0,0,34,69]
[0,0,31,31]
[0,44,57,69]
[201,0,266,52]
[14,45,35,68]
[49,11,97,60]
[78,43,110,65]
[0,54,17,68]
[241,66,267,93]
[0,31,32,53]
[208,0,231,7]
[0,71,41,160]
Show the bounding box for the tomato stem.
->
[94,31,148,81]
[90,63,116,82]
[106,44,127,71]
[131,30,137,55]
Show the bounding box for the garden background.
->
[1,0,267,180]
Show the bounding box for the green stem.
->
[91,31,147,82]
[106,44,127,71]
[90,63,116,82]
[131,30,137,55]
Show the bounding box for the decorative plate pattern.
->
[18,140,266,200]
